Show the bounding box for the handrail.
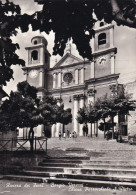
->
[0,137,48,153]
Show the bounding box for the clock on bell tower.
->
[23,36,51,98]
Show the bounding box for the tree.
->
[77,106,89,125]
[94,93,136,139]
[77,92,136,139]
[0,81,42,151]
[94,94,117,138]
[0,81,73,151]
[39,96,58,127]
[55,104,72,134]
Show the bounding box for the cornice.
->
[93,47,117,57]
[25,43,45,50]
[85,74,120,85]
[48,84,86,94]
[48,61,90,71]
[94,24,114,33]
[22,65,46,71]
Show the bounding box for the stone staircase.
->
[3,149,136,190]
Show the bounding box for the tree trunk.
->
[94,123,95,136]
[91,123,92,138]
[63,124,65,133]
[96,121,98,137]
[111,117,114,139]
[103,118,106,139]
[28,127,34,152]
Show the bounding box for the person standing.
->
[72,132,75,140]
[63,132,66,139]
[59,131,61,140]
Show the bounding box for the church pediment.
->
[54,53,83,68]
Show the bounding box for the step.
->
[22,170,136,183]
[42,159,136,165]
[44,156,90,160]
[0,175,3,180]
[39,162,80,167]
[43,159,83,163]
[3,175,136,190]
[39,162,136,169]
[30,166,136,176]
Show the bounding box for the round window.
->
[63,73,73,84]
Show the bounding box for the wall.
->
[125,81,136,136]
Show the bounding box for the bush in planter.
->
[105,131,119,140]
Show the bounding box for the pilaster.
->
[53,73,57,88]
[58,72,62,88]
[81,68,85,84]
[39,70,44,87]
[73,95,79,134]
[79,94,85,136]
[91,60,95,78]
[110,54,115,74]
[75,69,78,85]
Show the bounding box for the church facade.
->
[23,22,123,138]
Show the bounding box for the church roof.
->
[54,53,83,68]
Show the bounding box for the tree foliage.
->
[0,81,41,132]
[77,93,136,127]
[0,81,73,133]
[34,0,136,60]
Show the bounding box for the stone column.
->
[110,26,114,47]
[88,123,91,136]
[92,123,95,137]
[74,95,79,134]
[111,54,115,74]
[39,70,44,87]
[40,47,45,64]
[53,73,56,88]
[91,61,95,78]
[79,95,84,136]
[75,69,78,85]
[55,99,61,137]
[51,124,56,137]
[58,72,62,88]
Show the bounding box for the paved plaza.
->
[47,135,136,160]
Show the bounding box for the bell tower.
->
[23,36,50,99]
[91,21,117,79]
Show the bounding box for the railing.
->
[0,137,48,153]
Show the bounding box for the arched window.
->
[34,40,38,45]
[31,50,38,61]
[98,33,106,45]
[100,22,104,27]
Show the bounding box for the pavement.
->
[47,135,136,160]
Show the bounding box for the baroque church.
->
[22,22,126,138]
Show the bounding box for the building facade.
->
[23,22,123,138]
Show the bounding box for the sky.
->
[3,0,136,94]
